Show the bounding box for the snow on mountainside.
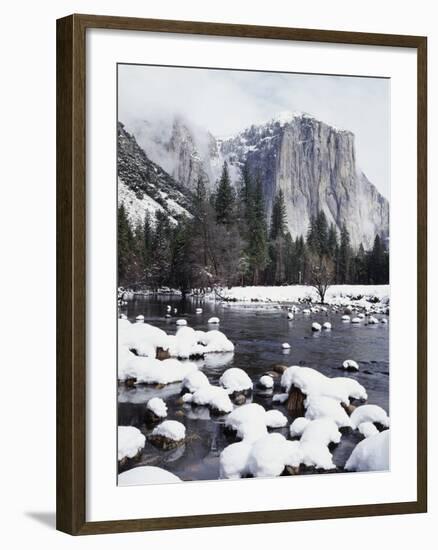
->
[123,116,226,193]
[118,122,192,226]
[120,113,389,248]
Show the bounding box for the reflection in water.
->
[118,294,389,482]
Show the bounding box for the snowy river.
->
[118,294,389,481]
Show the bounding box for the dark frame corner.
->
[56,13,427,536]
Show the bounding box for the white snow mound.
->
[118,426,145,461]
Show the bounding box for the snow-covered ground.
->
[211,284,389,308]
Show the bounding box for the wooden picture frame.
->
[56,13,427,535]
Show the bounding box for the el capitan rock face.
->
[219,114,389,249]
[121,113,389,249]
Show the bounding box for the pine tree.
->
[150,210,171,288]
[338,223,351,283]
[269,189,287,240]
[215,161,235,227]
[327,223,338,258]
[315,210,329,256]
[118,203,134,287]
[247,175,269,284]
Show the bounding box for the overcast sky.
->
[118,64,390,199]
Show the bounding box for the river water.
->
[118,294,389,481]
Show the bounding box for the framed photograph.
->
[56,14,427,535]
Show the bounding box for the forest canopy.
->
[118,161,389,292]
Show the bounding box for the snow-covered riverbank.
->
[212,284,389,309]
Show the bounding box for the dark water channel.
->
[118,295,389,482]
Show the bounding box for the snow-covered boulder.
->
[181,370,210,394]
[145,397,167,420]
[312,322,322,332]
[331,377,367,401]
[368,316,379,324]
[351,317,362,324]
[118,426,145,462]
[358,421,379,438]
[176,319,187,326]
[322,322,332,330]
[342,359,359,371]
[281,366,361,405]
[272,392,289,404]
[290,417,311,438]
[345,430,390,472]
[247,434,302,478]
[135,314,144,321]
[191,385,233,414]
[119,320,168,357]
[265,409,288,428]
[219,441,252,479]
[118,356,198,385]
[148,420,186,449]
[208,317,220,324]
[282,342,291,349]
[224,403,268,442]
[341,315,351,322]
[118,466,182,486]
[305,395,352,428]
[219,368,253,395]
[350,404,390,429]
[197,329,235,353]
[299,418,341,447]
[299,441,336,470]
[259,375,274,389]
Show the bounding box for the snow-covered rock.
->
[176,319,187,326]
[368,316,379,324]
[281,366,362,405]
[282,343,291,349]
[350,404,390,429]
[342,359,359,371]
[181,370,210,393]
[259,375,274,389]
[312,322,322,332]
[196,329,235,353]
[119,356,198,385]
[135,314,144,321]
[331,377,367,401]
[219,368,253,394]
[342,315,351,322]
[265,409,288,428]
[300,418,341,447]
[290,417,311,438]
[299,441,336,470]
[118,426,145,462]
[322,322,332,330]
[272,392,289,404]
[151,420,186,442]
[358,421,379,438]
[247,434,302,478]
[345,430,390,471]
[208,317,220,324]
[351,317,361,324]
[118,466,182,486]
[219,441,252,479]
[191,385,233,414]
[119,320,168,356]
[225,403,268,442]
[305,395,352,428]
[146,397,168,418]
